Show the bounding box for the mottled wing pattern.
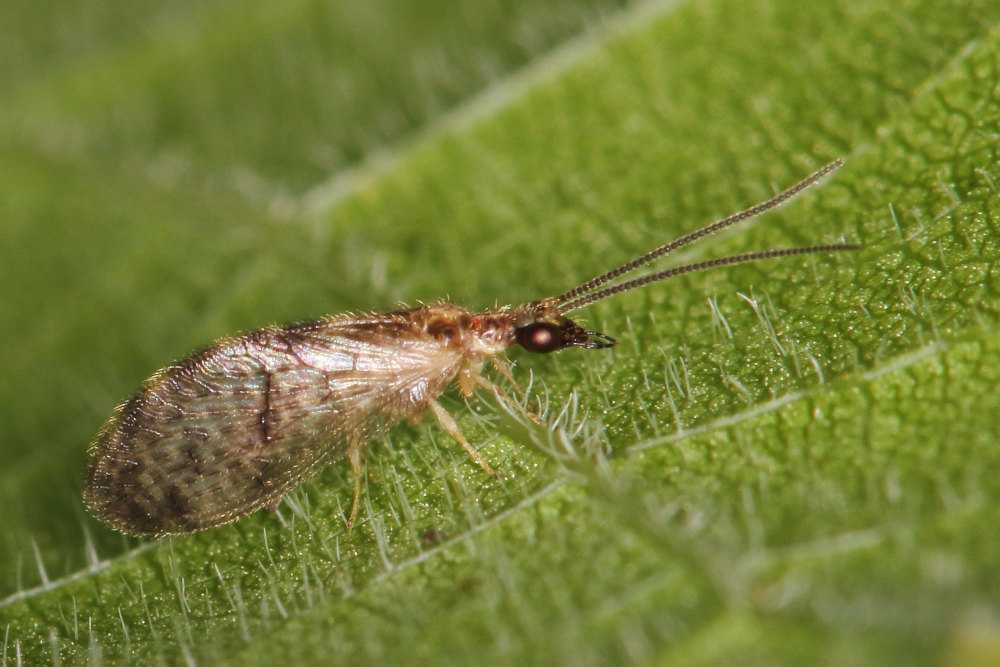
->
[85,313,467,536]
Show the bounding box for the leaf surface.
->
[1,0,998,664]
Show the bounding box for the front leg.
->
[474,374,545,426]
[460,357,542,426]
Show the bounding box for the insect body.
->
[85,161,858,536]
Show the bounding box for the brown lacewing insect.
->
[85,160,858,537]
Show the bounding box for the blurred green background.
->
[1,0,999,664]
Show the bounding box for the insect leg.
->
[427,399,499,480]
[346,436,366,529]
[474,374,545,427]
[487,357,527,401]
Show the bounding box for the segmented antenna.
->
[558,243,859,313]
[550,160,855,314]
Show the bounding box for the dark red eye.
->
[515,322,564,354]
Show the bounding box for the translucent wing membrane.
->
[86,314,469,535]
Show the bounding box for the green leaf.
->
[2,0,998,664]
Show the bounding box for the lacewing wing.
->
[85,161,858,536]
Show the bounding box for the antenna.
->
[558,244,858,312]
[549,159,853,313]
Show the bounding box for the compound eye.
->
[516,322,564,354]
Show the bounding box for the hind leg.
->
[345,436,367,528]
